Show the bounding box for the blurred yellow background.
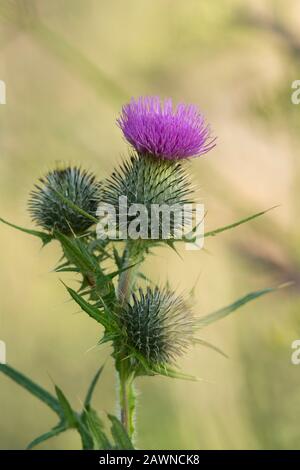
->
[0,0,300,449]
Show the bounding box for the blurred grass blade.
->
[27,422,67,450]
[0,364,63,419]
[84,365,104,408]
[32,22,127,103]
[193,338,228,358]
[85,409,111,450]
[204,207,278,238]
[108,414,134,450]
[0,0,127,104]
[197,286,281,328]
[0,217,52,245]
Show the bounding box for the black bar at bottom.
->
[0,450,298,466]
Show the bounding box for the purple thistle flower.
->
[117,96,216,160]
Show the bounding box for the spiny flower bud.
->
[98,153,194,239]
[118,96,216,160]
[28,166,101,235]
[119,286,195,367]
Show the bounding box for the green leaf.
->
[152,365,200,382]
[108,414,134,450]
[181,207,278,244]
[76,417,94,450]
[84,365,104,408]
[55,231,118,300]
[204,207,278,238]
[55,266,80,273]
[0,366,94,449]
[64,284,110,329]
[27,422,67,449]
[107,263,138,281]
[55,385,77,427]
[84,409,111,450]
[197,286,280,328]
[54,260,71,272]
[98,332,119,345]
[112,245,122,270]
[136,272,153,284]
[0,217,52,245]
[166,239,183,259]
[54,230,99,276]
[0,364,63,419]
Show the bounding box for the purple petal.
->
[117,96,216,160]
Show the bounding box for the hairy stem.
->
[118,364,136,439]
[117,241,139,439]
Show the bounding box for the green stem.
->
[118,365,135,439]
[117,242,136,303]
[117,241,138,439]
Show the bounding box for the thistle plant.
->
[28,166,102,235]
[0,96,281,450]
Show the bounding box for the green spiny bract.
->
[28,166,101,235]
[117,286,195,368]
[98,153,194,239]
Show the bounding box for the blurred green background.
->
[0,0,300,450]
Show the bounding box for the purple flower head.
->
[117,96,216,160]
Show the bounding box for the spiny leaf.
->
[53,388,93,448]
[55,385,77,427]
[84,365,104,408]
[27,422,67,449]
[88,238,112,262]
[152,365,200,382]
[166,239,183,259]
[0,364,63,419]
[197,285,282,328]
[204,207,278,238]
[54,230,100,276]
[0,217,52,245]
[64,284,110,329]
[113,245,122,270]
[107,262,138,282]
[108,414,134,450]
[76,417,94,450]
[181,207,278,244]
[55,266,80,273]
[54,260,71,272]
[98,332,120,345]
[84,409,111,450]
